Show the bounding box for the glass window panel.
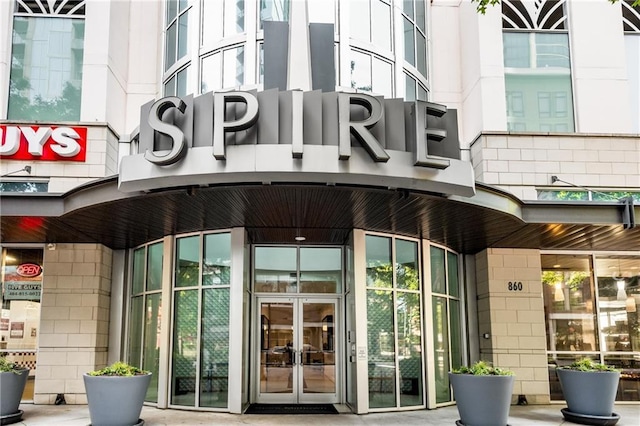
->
[200,288,230,408]
[403,0,414,19]
[308,0,335,24]
[366,235,392,288]
[128,296,144,368]
[176,66,188,96]
[164,74,176,96]
[224,0,245,36]
[0,182,48,192]
[372,57,393,98]
[177,12,189,60]
[8,17,84,121]
[547,353,601,401]
[371,0,391,51]
[175,236,200,288]
[147,242,164,291]
[260,0,290,29]
[430,246,446,294]
[179,0,188,11]
[203,233,231,286]
[405,73,416,101]
[367,289,396,408]
[449,300,462,375]
[448,252,459,297]
[398,291,423,407]
[254,247,297,292]
[166,0,178,23]
[595,256,640,354]
[300,247,342,293]
[396,239,418,290]
[541,254,599,352]
[259,42,264,83]
[143,293,162,403]
[350,0,370,42]
[503,32,530,68]
[171,289,198,406]
[417,84,427,101]
[625,35,640,134]
[222,46,244,88]
[536,33,570,69]
[350,50,372,92]
[538,92,551,118]
[432,296,450,403]
[416,31,426,76]
[403,18,415,66]
[201,0,223,45]
[603,355,640,402]
[201,53,221,93]
[132,248,145,294]
[415,0,425,32]
[165,21,177,71]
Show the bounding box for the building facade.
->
[1,0,639,414]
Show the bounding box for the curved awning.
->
[1,177,638,253]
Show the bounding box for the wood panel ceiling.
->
[1,179,639,253]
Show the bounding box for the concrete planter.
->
[557,368,620,417]
[449,373,515,426]
[0,368,29,425]
[83,373,152,426]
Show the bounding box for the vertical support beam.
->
[352,229,370,414]
[157,236,174,409]
[228,227,247,413]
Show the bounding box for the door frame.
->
[252,295,342,404]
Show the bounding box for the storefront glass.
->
[543,253,640,402]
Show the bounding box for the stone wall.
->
[475,248,550,404]
[34,244,112,404]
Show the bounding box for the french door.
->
[256,297,338,403]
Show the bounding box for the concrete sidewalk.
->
[11,403,640,425]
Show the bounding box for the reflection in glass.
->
[222,46,244,88]
[260,0,290,29]
[431,246,446,294]
[449,300,462,372]
[132,248,145,294]
[405,73,416,101]
[254,247,297,292]
[260,302,294,393]
[128,296,143,371]
[224,0,245,36]
[201,53,221,93]
[372,0,392,51]
[147,242,164,291]
[302,302,336,393]
[300,247,342,293]
[366,235,392,288]
[204,233,231,286]
[396,240,418,290]
[541,254,598,352]
[171,289,198,406]
[165,22,177,71]
[9,17,85,121]
[372,57,393,98]
[350,0,370,42]
[175,236,200,288]
[403,18,415,67]
[432,296,450,403]
[143,293,162,402]
[350,50,372,91]
[200,288,230,407]
[416,31,426,75]
[367,290,396,408]
[448,252,459,297]
[397,292,423,406]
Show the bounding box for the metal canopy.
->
[1,178,638,253]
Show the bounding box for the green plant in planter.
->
[452,360,514,376]
[87,361,149,377]
[559,358,619,372]
[0,357,24,374]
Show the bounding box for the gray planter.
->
[556,368,620,417]
[0,368,29,424]
[83,373,151,426]
[449,373,515,426]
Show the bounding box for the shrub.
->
[0,357,24,375]
[87,361,149,377]
[452,360,514,376]
[559,358,618,372]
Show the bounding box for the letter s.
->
[50,127,81,156]
[144,97,187,165]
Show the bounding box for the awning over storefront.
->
[1,177,638,253]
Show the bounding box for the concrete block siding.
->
[475,248,550,404]
[35,244,112,404]
[471,133,640,201]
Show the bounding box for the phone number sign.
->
[3,282,41,300]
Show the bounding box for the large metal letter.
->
[338,93,388,162]
[413,101,450,169]
[144,97,188,165]
[213,91,259,160]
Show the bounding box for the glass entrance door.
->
[256,298,338,403]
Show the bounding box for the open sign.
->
[16,263,43,278]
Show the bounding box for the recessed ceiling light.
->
[295,236,306,241]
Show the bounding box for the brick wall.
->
[475,248,550,404]
[470,133,640,201]
[35,243,112,404]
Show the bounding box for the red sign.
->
[16,263,43,278]
[0,125,87,162]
